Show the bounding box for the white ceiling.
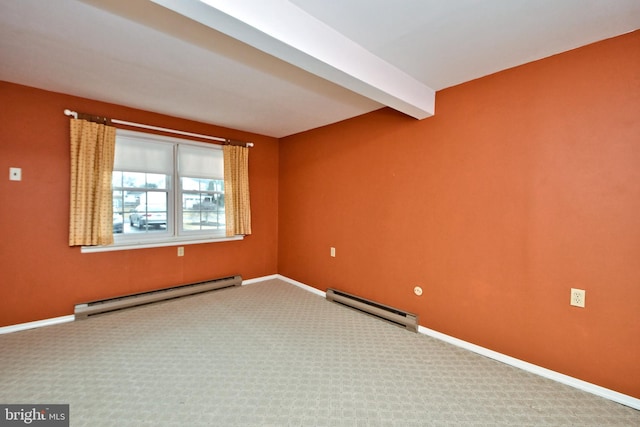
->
[1,0,639,138]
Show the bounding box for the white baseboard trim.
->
[245,274,326,298]
[274,274,639,411]
[418,326,640,410]
[242,274,279,285]
[0,315,75,335]
[276,274,326,298]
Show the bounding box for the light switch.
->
[9,167,22,181]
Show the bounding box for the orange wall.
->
[0,82,279,327]
[279,31,640,398]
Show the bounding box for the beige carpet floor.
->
[0,279,638,426]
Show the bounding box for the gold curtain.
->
[223,145,252,236]
[69,118,116,246]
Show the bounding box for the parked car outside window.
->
[113,213,124,233]
[129,204,167,228]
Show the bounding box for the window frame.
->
[81,129,242,253]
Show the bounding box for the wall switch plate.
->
[570,288,585,308]
[9,167,21,181]
[177,246,184,257]
[330,247,336,257]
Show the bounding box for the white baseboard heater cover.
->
[74,275,242,319]
[326,288,418,332]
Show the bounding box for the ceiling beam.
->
[150,0,435,119]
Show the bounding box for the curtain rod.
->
[63,109,254,148]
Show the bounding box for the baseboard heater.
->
[74,275,242,320]
[326,288,418,332]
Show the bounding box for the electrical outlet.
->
[570,288,585,308]
[413,286,423,296]
[177,246,184,257]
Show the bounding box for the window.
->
[88,129,240,252]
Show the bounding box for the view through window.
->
[111,130,226,244]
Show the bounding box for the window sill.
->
[81,235,244,253]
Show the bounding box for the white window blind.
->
[114,135,173,174]
[178,144,223,179]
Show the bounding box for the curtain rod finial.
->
[64,109,78,119]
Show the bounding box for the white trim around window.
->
[81,234,243,253]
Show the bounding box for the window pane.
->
[146,173,167,190]
[128,191,168,233]
[120,172,168,189]
[123,190,140,210]
[112,190,124,234]
[112,171,123,187]
[112,169,170,235]
[122,172,146,188]
[181,177,224,232]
